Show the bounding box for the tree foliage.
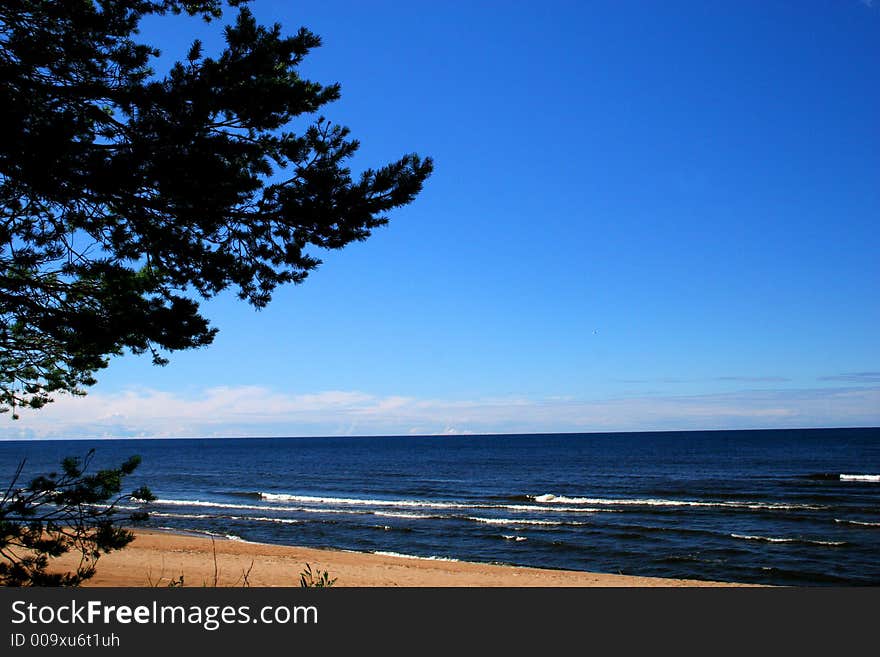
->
[0,449,154,586]
[0,0,433,416]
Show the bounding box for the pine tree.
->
[0,1,433,415]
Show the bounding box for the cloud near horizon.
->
[2,384,878,440]
[715,376,791,383]
[818,372,880,383]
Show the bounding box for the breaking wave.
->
[834,519,880,527]
[259,492,606,514]
[730,534,847,547]
[532,493,825,511]
[371,551,459,562]
[466,516,588,527]
[151,498,367,515]
[839,474,880,483]
[805,473,880,483]
[150,511,301,525]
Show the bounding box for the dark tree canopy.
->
[0,0,432,416]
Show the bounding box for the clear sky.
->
[5,0,879,438]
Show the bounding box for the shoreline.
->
[56,529,756,587]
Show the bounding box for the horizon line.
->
[1,425,877,442]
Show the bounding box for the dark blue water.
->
[2,428,878,585]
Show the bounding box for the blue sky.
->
[5,0,879,438]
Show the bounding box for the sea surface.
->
[2,428,878,585]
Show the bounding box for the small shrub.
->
[299,563,336,587]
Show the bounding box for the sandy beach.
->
[52,530,751,587]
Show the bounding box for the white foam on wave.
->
[260,492,608,514]
[372,551,459,562]
[533,493,824,511]
[467,516,583,526]
[149,512,215,520]
[731,533,795,543]
[155,498,278,510]
[834,519,880,527]
[840,474,880,483]
[150,511,301,525]
[153,498,362,515]
[151,498,609,529]
[503,503,611,513]
[261,492,470,510]
[154,526,245,542]
[373,511,437,520]
[228,516,300,525]
[155,497,494,520]
[502,535,528,542]
[730,533,846,547]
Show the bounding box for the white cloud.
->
[2,384,878,440]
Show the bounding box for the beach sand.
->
[53,530,750,587]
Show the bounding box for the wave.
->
[468,517,559,526]
[149,512,215,520]
[261,492,471,509]
[153,526,244,542]
[465,516,590,527]
[532,493,825,511]
[152,491,824,527]
[805,473,880,483]
[153,498,572,525]
[260,492,569,513]
[372,511,439,520]
[729,534,847,547]
[150,511,301,525]
[501,535,528,542]
[154,498,280,510]
[226,515,301,525]
[153,497,596,522]
[259,492,610,514]
[840,474,880,483]
[371,551,459,562]
[834,519,880,527]
[152,498,368,515]
[150,498,607,530]
[505,503,613,513]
